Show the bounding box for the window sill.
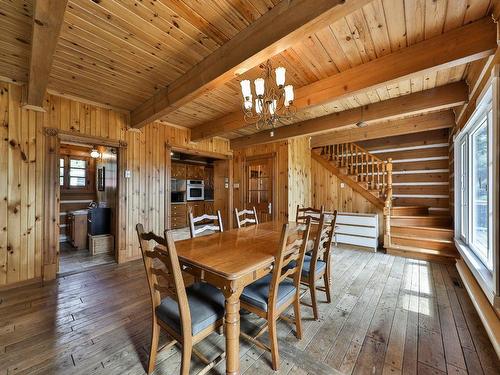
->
[454,239,495,304]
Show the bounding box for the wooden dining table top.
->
[174,221,303,280]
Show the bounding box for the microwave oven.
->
[187,180,204,201]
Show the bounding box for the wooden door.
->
[246,156,274,223]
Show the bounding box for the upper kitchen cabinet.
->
[187,165,205,180]
[172,162,187,179]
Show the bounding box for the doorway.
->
[244,154,276,223]
[58,142,118,274]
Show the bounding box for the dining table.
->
[170,220,303,375]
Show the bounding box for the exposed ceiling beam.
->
[455,48,500,132]
[130,0,372,128]
[230,81,467,149]
[193,17,497,141]
[24,0,68,111]
[310,110,454,148]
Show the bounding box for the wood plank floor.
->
[59,242,116,275]
[0,247,498,375]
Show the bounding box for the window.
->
[69,158,87,187]
[59,158,65,186]
[59,156,91,190]
[455,92,493,270]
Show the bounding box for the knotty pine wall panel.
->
[0,82,230,287]
[232,138,311,223]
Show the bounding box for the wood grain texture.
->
[1,247,496,374]
[0,81,231,287]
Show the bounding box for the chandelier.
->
[240,61,296,136]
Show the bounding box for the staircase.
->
[313,142,458,263]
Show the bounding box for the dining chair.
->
[296,205,324,224]
[136,224,226,375]
[299,211,337,320]
[239,219,312,371]
[188,210,223,238]
[234,206,259,228]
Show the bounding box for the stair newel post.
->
[354,146,358,177]
[349,144,353,174]
[370,155,374,189]
[383,158,393,249]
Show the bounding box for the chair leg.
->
[309,282,319,321]
[268,319,280,371]
[181,341,192,375]
[324,270,332,303]
[293,298,303,339]
[147,322,160,374]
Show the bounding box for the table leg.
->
[224,291,241,375]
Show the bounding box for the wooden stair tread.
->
[390,215,450,219]
[390,225,453,232]
[387,244,458,258]
[391,234,454,244]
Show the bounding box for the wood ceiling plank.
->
[230,82,467,149]
[329,17,364,67]
[124,0,221,53]
[311,111,454,147]
[53,47,161,92]
[345,8,377,63]
[314,26,351,72]
[192,17,497,141]
[362,0,392,58]
[382,0,407,51]
[443,0,468,31]
[25,0,68,109]
[424,0,447,39]
[463,0,492,24]
[59,22,175,84]
[66,1,188,75]
[130,0,372,128]
[404,0,425,45]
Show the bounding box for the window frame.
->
[59,155,93,192]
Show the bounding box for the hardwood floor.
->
[0,247,498,375]
[59,242,116,275]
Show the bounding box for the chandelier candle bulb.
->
[275,67,286,87]
[269,100,277,115]
[284,85,294,106]
[254,78,265,97]
[240,80,252,99]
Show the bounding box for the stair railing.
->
[320,143,388,198]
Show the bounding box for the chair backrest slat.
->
[189,210,224,238]
[136,224,192,336]
[234,207,259,228]
[296,205,324,224]
[268,219,311,312]
[308,211,337,281]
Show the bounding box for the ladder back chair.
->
[239,219,312,370]
[299,211,337,320]
[136,224,226,375]
[296,205,324,224]
[234,206,259,228]
[188,210,224,238]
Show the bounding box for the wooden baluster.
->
[349,144,353,174]
[376,161,379,191]
[354,147,358,177]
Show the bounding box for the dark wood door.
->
[246,156,273,223]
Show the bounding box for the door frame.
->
[165,143,233,230]
[242,152,278,222]
[42,128,127,281]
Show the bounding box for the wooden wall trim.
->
[42,129,59,281]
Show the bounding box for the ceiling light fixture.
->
[356,105,368,128]
[90,148,101,159]
[240,60,296,136]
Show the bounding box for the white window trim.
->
[454,77,498,305]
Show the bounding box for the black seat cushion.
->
[155,282,225,335]
[240,274,296,311]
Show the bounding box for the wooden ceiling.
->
[0,0,496,139]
